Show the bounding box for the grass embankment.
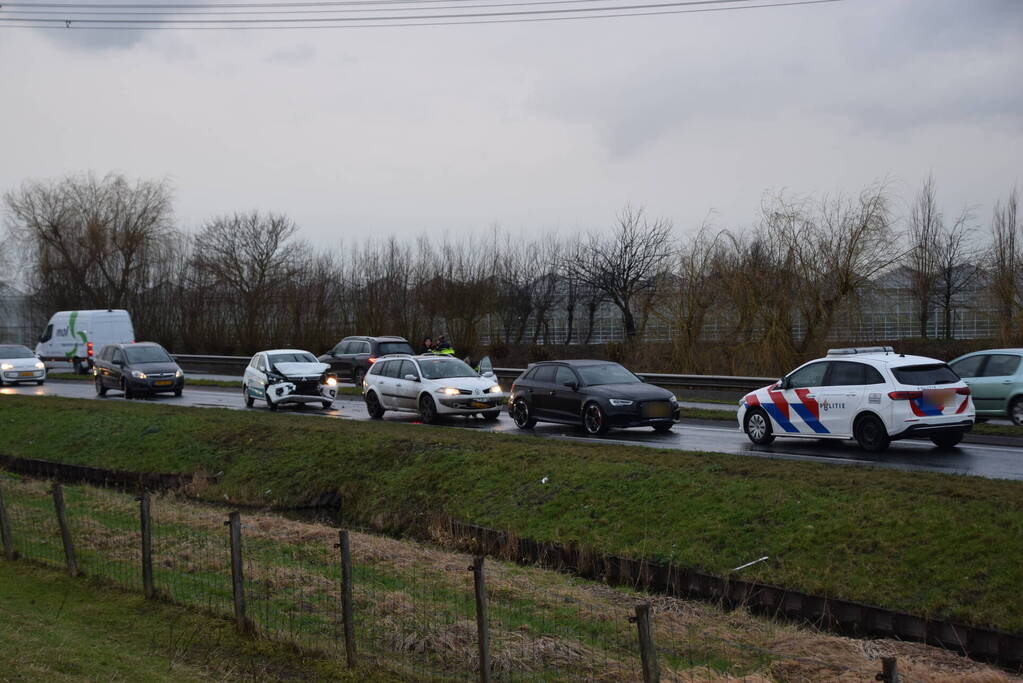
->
[0,560,373,681]
[2,476,1009,683]
[1,395,1022,636]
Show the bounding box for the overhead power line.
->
[0,0,843,29]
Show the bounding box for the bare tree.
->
[565,206,674,339]
[907,174,943,338]
[989,187,1021,343]
[934,206,981,339]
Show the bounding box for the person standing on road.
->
[421,337,435,354]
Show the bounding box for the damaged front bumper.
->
[266,380,337,405]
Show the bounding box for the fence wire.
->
[0,474,999,682]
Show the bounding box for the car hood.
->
[426,375,498,390]
[131,362,181,374]
[1,357,42,370]
[583,382,674,401]
[274,361,329,378]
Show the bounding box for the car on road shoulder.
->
[508,360,680,435]
[362,354,507,423]
[94,342,184,398]
[244,349,338,411]
[738,346,974,452]
[948,349,1023,425]
[0,344,47,386]
[318,336,415,387]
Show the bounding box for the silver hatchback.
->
[949,349,1023,424]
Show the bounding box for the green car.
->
[949,349,1023,424]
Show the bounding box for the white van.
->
[36,310,135,374]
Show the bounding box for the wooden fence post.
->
[632,603,660,683]
[0,484,16,561]
[469,555,492,683]
[138,492,154,598]
[336,530,356,667]
[880,657,899,683]
[225,511,251,633]
[51,484,78,577]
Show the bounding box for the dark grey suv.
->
[94,342,185,398]
[318,336,415,386]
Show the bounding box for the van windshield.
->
[0,345,35,358]
[124,346,174,364]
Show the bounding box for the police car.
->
[737,347,974,452]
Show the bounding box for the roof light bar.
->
[827,346,894,356]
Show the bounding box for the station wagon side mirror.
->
[565,381,578,391]
[778,377,790,390]
[404,374,419,382]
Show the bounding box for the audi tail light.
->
[956,386,971,395]
[888,391,923,400]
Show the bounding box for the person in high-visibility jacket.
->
[435,335,455,356]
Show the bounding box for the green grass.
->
[679,406,736,421]
[47,373,363,395]
[1,395,1022,636]
[0,558,379,681]
[973,422,1023,437]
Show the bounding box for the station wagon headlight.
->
[0,363,12,371]
[132,370,148,379]
[609,398,634,407]
[35,361,45,369]
[440,387,460,396]
[488,384,503,393]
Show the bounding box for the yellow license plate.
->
[154,380,172,386]
[471,401,490,409]
[18,371,34,377]
[644,403,671,418]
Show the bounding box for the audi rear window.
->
[891,364,959,385]
[378,342,414,355]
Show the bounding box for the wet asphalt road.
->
[4,380,1023,481]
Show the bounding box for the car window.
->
[827,361,882,386]
[576,363,641,386]
[891,364,958,385]
[354,342,370,354]
[554,366,577,386]
[268,352,318,364]
[981,354,1021,377]
[950,355,985,379]
[379,341,414,355]
[0,345,35,358]
[531,365,556,383]
[330,342,345,355]
[418,357,477,379]
[257,355,267,372]
[39,324,53,343]
[399,360,418,379]
[112,349,125,365]
[787,362,829,389]
[124,346,173,364]
[249,355,259,369]
[478,356,494,375]
[376,360,396,378]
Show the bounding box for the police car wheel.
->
[365,391,385,419]
[512,399,536,429]
[854,414,890,452]
[583,402,610,435]
[743,409,775,445]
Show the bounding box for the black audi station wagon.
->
[508,360,680,435]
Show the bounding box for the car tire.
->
[244,388,254,408]
[931,432,964,449]
[122,379,133,399]
[854,413,890,453]
[583,402,610,436]
[321,401,333,410]
[743,408,775,445]
[173,388,183,397]
[365,391,385,419]
[353,367,365,388]
[419,394,439,424]
[482,410,500,422]
[511,399,536,429]
[1010,397,1023,426]
[36,380,44,386]
[652,423,673,433]
[267,395,279,411]
[95,376,107,397]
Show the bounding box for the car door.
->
[971,353,1022,413]
[374,360,401,409]
[818,361,873,437]
[395,360,421,410]
[550,365,584,422]
[528,365,558,418]
[324,341,347,372]
[773,361,831,435]
[109,348,127,387]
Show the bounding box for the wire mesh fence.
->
[0,473,987,682]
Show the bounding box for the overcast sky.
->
[1,0,1020,247]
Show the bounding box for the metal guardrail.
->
[169,353,773,394]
